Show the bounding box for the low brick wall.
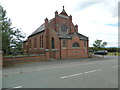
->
[3,54,47,67]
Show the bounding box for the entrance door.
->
[50,37,55,60]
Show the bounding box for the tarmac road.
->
[2,56,118,88]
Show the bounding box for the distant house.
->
[23,6,89,60]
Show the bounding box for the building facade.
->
[23,6,89,60]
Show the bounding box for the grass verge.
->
[108,52,120,56]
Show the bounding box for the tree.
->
[1,6,26,55]
[0,6,2,51]
[93,40,107,51]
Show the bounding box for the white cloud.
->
[71,1,118,47]
[1,0,119,47]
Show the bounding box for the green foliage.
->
[0,6,3,50]
[93,40,107,50]
[1,6,26,55]
[89,47,119,53]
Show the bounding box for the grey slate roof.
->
[58,34,71,39]
[59,32,88,40]
[77,33,88,40]
[28,19,53,37]
[28,17,88,41]
[31,24,45,36]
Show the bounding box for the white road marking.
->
[112,66,118,68]
[61,73,83,79]
[84,69,102,74]
[13,86,22,88]
[3,59,117,76]
[112,65,120,68]
[60,69,102,79]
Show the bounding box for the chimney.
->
[69,14,72,21]
[75,24,78,32]
[45,17,48,29]
[55,11,58,17]
[45,17,49,49]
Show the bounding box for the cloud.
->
[1,0,119,47]
[71,1,118,47]
[75,2,98,11]
[74,0,118,17]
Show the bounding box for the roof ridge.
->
[28,18,54,37]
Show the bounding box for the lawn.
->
[108,52,120,56]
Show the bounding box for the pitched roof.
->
[58,34,71,39]
[28,19,53,37]
[59,32,88,40]
[59,6,68,16]
[28,7,70,38]
[77,33,88,40]
[30,24,45,37]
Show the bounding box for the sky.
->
[0,0,119,47]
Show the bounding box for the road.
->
[2,56,118,88]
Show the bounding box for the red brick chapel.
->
[23,6,89,60]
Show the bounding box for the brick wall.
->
[27,32,45,55]
[23,9,89,60]
[3,54,48,67]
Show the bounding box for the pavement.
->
[2,56,108,75]
[2,55,119,88]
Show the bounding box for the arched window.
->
[61,24,68,32]
[40,36,41,48]
[42,35,43,47]
[29,40,31,48]
[84,41,86,47]
[34,37,37,48]
[63,39,66,47]
[72,42,80,48]
[51,37,55,49]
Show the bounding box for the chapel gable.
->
[23,6,89,60]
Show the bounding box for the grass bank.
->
[108,52,120,56]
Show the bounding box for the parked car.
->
[94,50,108,55]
